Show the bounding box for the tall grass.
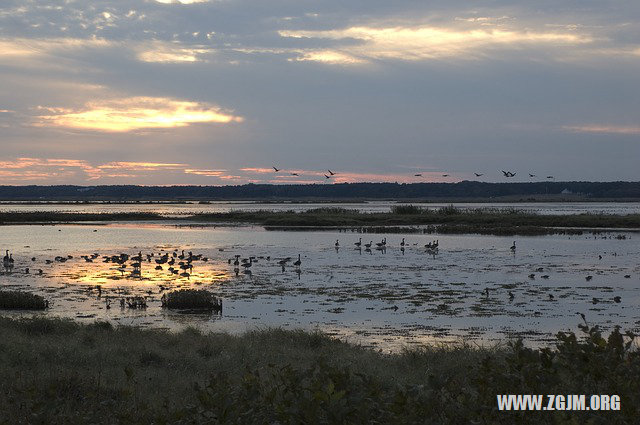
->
[0,317,637,423]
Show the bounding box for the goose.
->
[510,241,516,251]
[328,169,335,175]
[335,240,340,248]
[293,254,301,267]
[474,173,483,177]
[290,173,299,176]
[400,238,405,247]
[324,174,331,179]
[364,241,372,249]
[354,238,362,248]
[242,258,253,269]
[414,173,422,177]
[375,238,386,248]
[273,166,280,172]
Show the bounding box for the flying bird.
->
[442,174,449,177]
[273,167,280,172]
[529,174,536,177]
[414,173,422,177]
[290,173,299,176]
[546,176,554,179]
[474,173,483,177]
[501,170,516,177]
[327,169,335,175]
[324,174,331,179]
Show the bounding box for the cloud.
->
[562,125,640,135]
[35,96,243,132]
[280,25,592,64]
[136,42,214,63]
[98,162,187,170]
[0,37,112,58]
[184,168,227,176]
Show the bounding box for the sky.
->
[0,0,639,185]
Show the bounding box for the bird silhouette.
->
[501,170,516,177]
[328,169,335,175]
[290,173,299,176]
[529,174,536,177]
[324,174,331,179]
[474,173,483,177]
[442,174,449,177]
[273,166,280,172]
[546,176,554,179]
[414,173,422,177]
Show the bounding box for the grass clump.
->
[161,289,222,311]
[391,204,424,214]
[0,290,48,310]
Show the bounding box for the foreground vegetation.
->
[2,206,640,235]
[0,317,637,423]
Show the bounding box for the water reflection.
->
[0,223,638,352]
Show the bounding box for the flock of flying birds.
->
[272,167,555,180]
[272,166,336,180]
[414,170,556,179]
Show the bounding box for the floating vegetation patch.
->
[0,290,48,310]
[161,289,222,313]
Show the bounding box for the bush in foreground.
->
[0,290,48,310]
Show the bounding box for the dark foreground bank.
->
[0,317,637,424]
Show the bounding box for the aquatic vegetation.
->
[161,289,222,312]
[0,290,48,310]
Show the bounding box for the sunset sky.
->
[1,0,638,185]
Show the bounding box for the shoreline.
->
[1,207,639,236]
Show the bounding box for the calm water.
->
[1,221,638,351]
[1,201,640,216]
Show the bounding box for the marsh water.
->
[2,201,640,216]
[1,202,639,351]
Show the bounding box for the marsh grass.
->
[161,289,222,311]
[0,317,637,423]
[2,207,640,235]
[0,290,48,310]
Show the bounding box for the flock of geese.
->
[270,167,556,181]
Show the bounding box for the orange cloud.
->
[35,97,244,132]
[99,161,186,170]
[184,168,227,176]
[562,125,640,135]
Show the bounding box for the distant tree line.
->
[0,181,639,201]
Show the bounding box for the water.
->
[1,201,640,216]
[1,221,637,351]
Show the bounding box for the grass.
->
[161,289,222,311]
[0,211,162,223]
[0,290,48,310]
[0,317,637,423]
[2,206,640,235]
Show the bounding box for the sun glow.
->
[36,97,243,132]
